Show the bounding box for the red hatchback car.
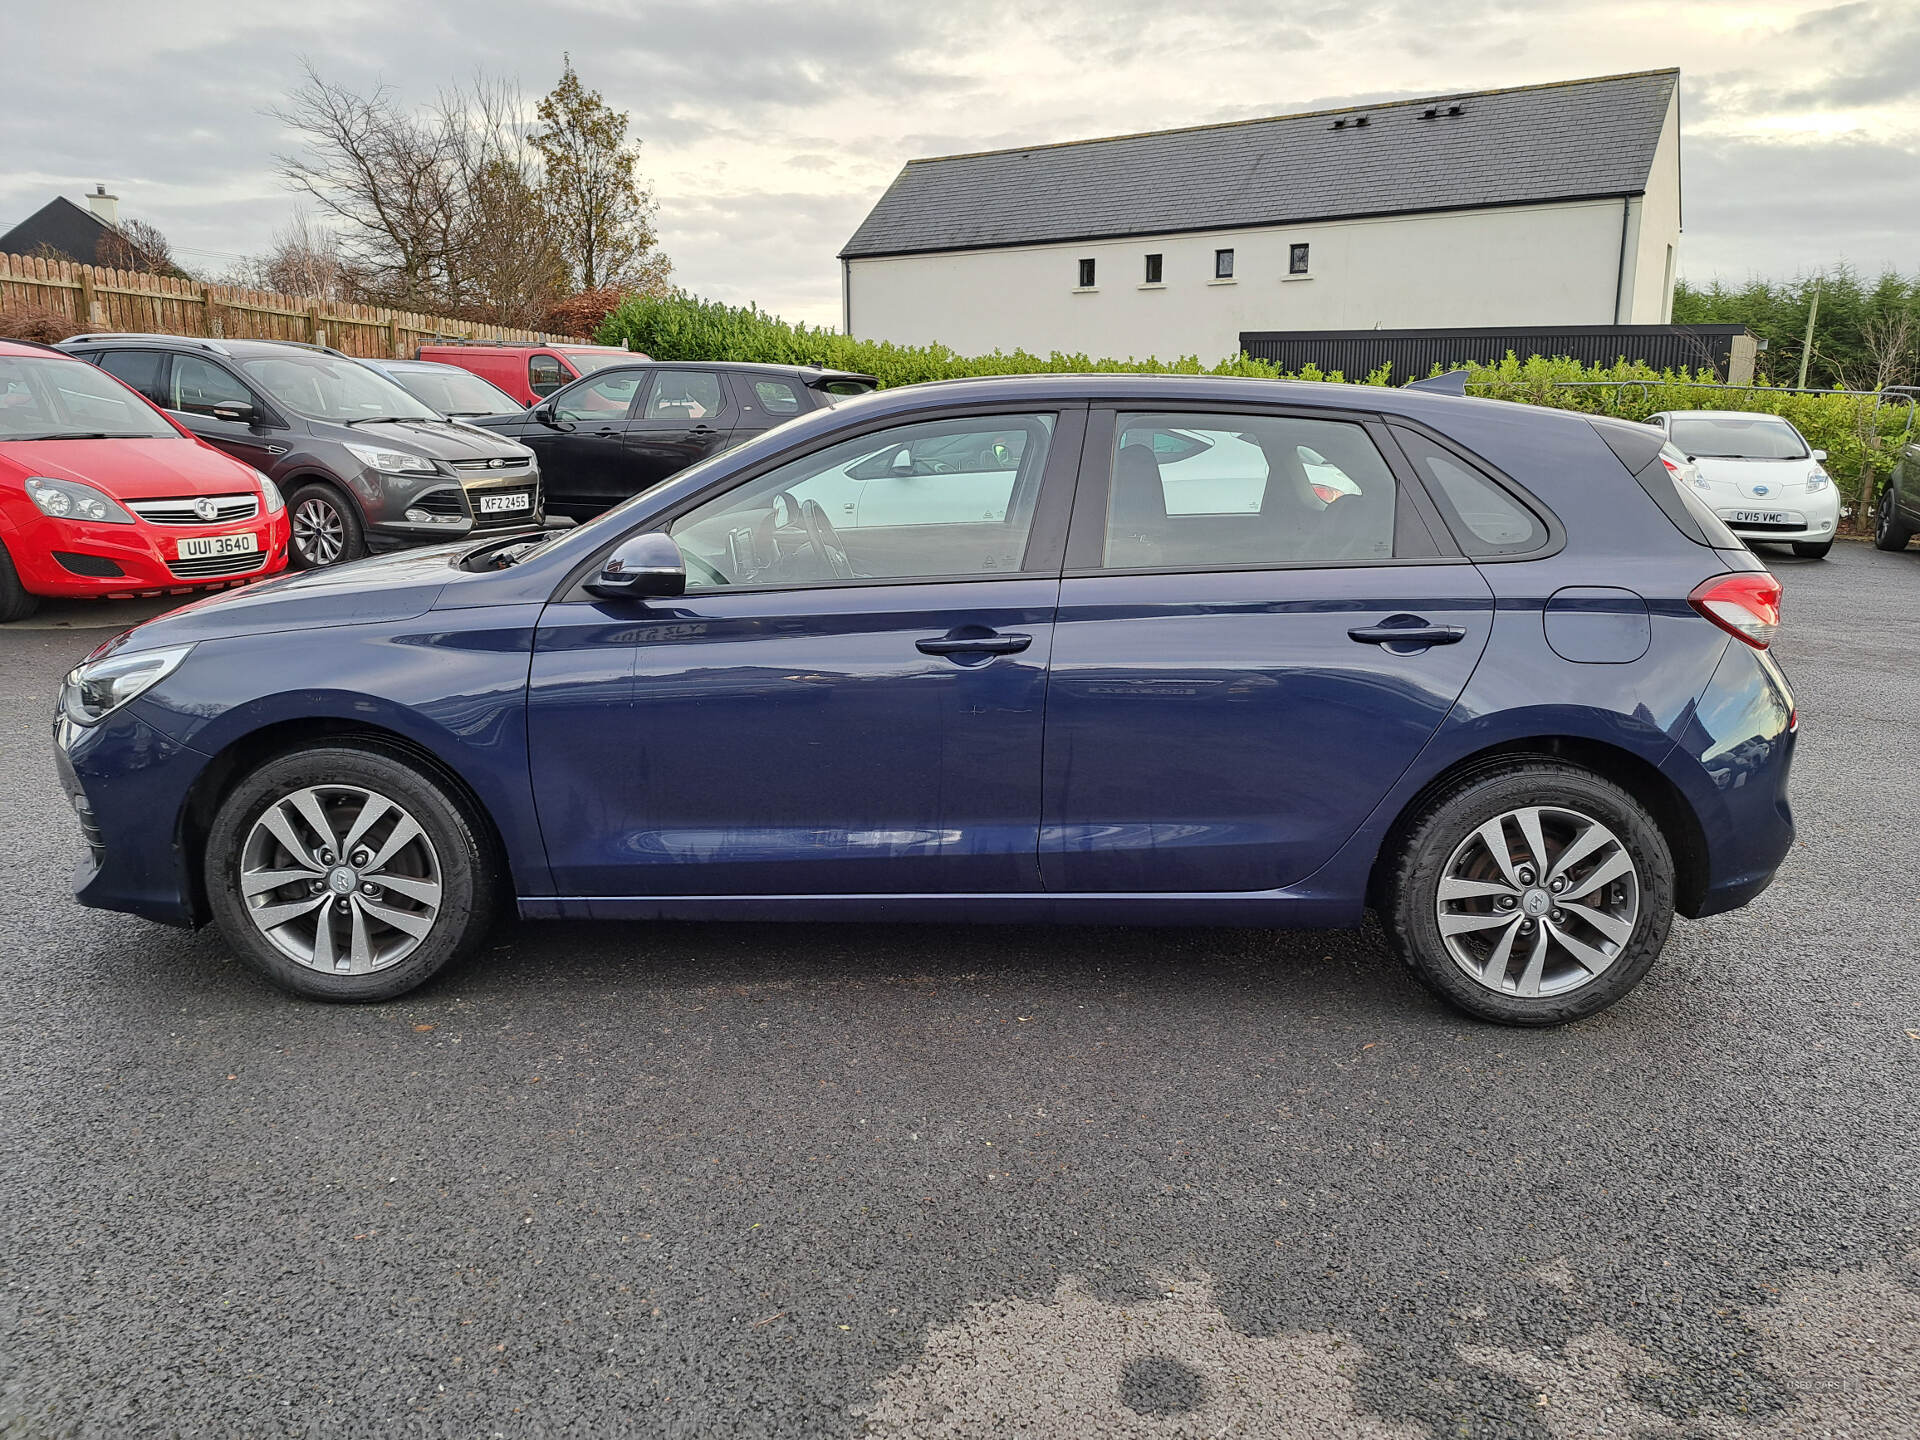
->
[0,341,289,621]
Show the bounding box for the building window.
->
[1289,243,1310,275]
[1214,248,1235,280]
[1144,253,1162,284]
[1078,258,1096,288]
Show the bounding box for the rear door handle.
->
[1348,620,1467,647]
[689,424,717,435]
[916,632,1033,657]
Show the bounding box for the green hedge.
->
[598,293,1916,514]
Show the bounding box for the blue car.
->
[52,376,1795,1025]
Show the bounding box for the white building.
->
[840,70,1682,363]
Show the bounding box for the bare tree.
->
[227,213,353,299]
[271,63,568,324]
[96,218,181,275]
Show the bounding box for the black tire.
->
[1874,488,1913,552]
[204,744,497,1001]
[1383,759,1675,1026]
[0,539,39,623]
[287,481,366,569]
[1791,540,1832,559]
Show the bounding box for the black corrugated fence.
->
[1238,325,1754,382]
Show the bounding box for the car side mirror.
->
[585,532,686,600]
[1811,449,1827,462]
[211,400,255,425]
[889,448,915,474]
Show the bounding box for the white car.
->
[1645,410,1839,559]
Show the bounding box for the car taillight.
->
[1311,484,1342,503]
[1661,457,1681,475]
[1689,572,1782,649]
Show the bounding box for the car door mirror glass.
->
[585,532,686,599]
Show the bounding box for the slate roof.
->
[0,196,114,265]
[841,69,1678,260]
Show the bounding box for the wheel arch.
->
[177,718,514,927]
[1366,736,1710,918]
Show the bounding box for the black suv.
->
[471,361,876,517]
[57,334,543,568]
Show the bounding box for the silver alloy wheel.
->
[1435,804,1640,998]
[292,496,346,565]
[238,783,443,974]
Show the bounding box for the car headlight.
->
[60,643,196,726]
[256,471,286,514]
[1805,471,1830,492]
[344,442,439,475]
[24,476,135,524]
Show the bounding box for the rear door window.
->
[748,377,805,417]
[1097,412,1399,569]
[644,371,727,422]
[95,349,167,406]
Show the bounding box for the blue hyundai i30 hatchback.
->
[52,375,1795,1024]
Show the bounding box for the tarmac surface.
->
[1,541,1915,1438]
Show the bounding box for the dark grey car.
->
[472,361,876,518]
[57,335,544,568]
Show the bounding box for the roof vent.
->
[1447,104,1463,116]
[1354,115,1369,127]
[1331,118,1346,129]
[1422,108,1438,120]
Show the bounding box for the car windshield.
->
[563,352,637,376]
[238,353,440,424]
[0,355,179,440]
[390,366,520,417]
[1669,416,1808,460]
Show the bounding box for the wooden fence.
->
[0,252,572,356]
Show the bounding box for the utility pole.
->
[1796,274,1822,390]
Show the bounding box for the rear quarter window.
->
[1391,427,1548,556]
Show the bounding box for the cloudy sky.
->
[6,1,1916,326]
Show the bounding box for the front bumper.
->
[55,705,208,927]
[7,509,290,599]
[365,471,544,548]
[1714,487,1840,545]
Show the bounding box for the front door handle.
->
[1348,619,1467,648]
[916,631,1033,657]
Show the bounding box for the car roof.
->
[57,333,357,361]
[583,359,877,382]
[0,339,80,360]
[1656,409,1798,423]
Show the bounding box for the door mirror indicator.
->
[585,532,686,600]
[210,400,255,425]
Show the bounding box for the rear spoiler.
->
[805,372,879,393]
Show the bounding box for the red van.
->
[414,342,649,409]
[0,341,289,621]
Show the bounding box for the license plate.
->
[177,533,260,560]
[477,491,532,515]
[1729,510,1788,525]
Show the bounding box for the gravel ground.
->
[1,542,1916,1438]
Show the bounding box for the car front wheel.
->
[287,482,366,569]
[205,745,496,1000]
[0,539,39,623]
[1384,760,1675,1025]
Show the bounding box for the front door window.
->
[669,414,1055,589]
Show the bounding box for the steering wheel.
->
[799,499,856,579]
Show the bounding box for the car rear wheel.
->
[205,745,496,1001]
[1384,760,1674,1025]
[1875,487,1913,552]
[0,540,39,623]
[1791,540,1832,559]
[288,482,366,569]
